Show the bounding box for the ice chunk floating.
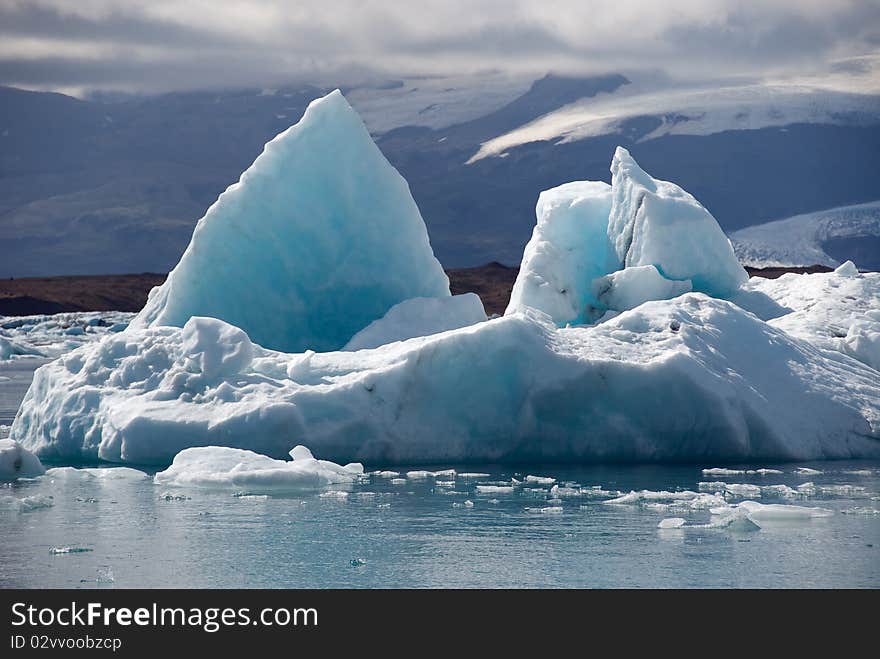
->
[11,295,880,464]
[0,438,45,480]
[131,90,449,353]
[8,100,880,466]
[154,445,363,493]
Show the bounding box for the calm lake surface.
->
[2,361,878,589]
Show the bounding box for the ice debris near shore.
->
[130,90,449,354]
[0,312,132,363]
[154,444,363,493]
[0,438,45,480]
[8,91,880,465]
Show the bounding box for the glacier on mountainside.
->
[730,201,880,269]
[130,90,450,353]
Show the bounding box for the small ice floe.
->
[434,480,456,488]
[452,500,475,508]
[44,466,148,482]
[81,566,114,584]
[233,493,269,501]
[160,492,190,501]
[406,469,456,480]
[722,483,763,498]
[843,470,874,476]
[371,470,400,478]
[702,468,748,476]
[49,546,93,555]
[841,507,880,516]
[390,478,407,485]
[154,444,362,494]
[458,473,491,479]
[702,467,783,477]
[0,439,46,480]
[525,475,556,485]
[795,467,824,475]
[18,494,54,512]
[658,518,686,529]
[712,500,833,522]
[475,485,515,495]
[350,558,367,567]
[526,506,563,514]
[319,490,349,500]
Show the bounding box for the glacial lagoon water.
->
[2,362,879,589]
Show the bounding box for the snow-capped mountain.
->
[1,71,879,276]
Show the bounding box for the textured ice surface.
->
[733,265,880,370]
[12,294,880,465]
[154,444,363,493]
[131,90,449,353]
[506,180,616,324]
[607,147,747,298]
[507,148,745,326]
[592,265,692,313]
[344,294,486,351]
[0,438,45,480]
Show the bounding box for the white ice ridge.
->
[506,148,746,325]
[0,438,45,480]
[130,90,450,353]
[12,295,880,465]
[733,263,880,370]
[154,445,363,493]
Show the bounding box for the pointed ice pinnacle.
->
[131,90,450,353]
[607,147,747,298]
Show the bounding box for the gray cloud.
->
[0,0,878,94]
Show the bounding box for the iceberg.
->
[607,147,748,298]
[344,294,486,351]
[7,124,880,468]
[12,294,880,465]
[506,148,745,326]
[506,181,616,324]
[0,438,45,480]
[130,90,450,353]
[153,444,363,493]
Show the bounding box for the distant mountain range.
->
[2,73,879,277]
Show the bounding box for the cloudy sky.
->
[1,0,879,95]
